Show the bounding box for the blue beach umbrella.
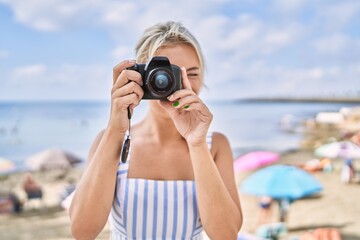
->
[240,164,323,200]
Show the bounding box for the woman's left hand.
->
[159,67,213,146]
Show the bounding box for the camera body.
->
[127,56,182,100]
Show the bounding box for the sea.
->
[0,100,358,169]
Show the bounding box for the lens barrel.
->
[147,68,175,98]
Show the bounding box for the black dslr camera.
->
[127,56,182,100]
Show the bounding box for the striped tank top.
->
[109,133,213,240]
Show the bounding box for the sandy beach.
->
[0,148,359,240]
[2,110,360,239]
[238,150,360,240]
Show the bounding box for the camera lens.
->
[154,73,169,90]
[147,69,175,98]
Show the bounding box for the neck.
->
[139,105,183,144]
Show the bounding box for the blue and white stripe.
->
[109,133,213,239]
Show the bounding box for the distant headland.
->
[238,97,360,104]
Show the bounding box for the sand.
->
[0,150,359,240]
[237,150,360,240]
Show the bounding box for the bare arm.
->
[159,67,242,238]
[69,128,124,239]
[69,60,144,239]
[189,132,242,240]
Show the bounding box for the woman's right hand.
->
[108,60,144,134]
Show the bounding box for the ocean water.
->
[0,100,358,168]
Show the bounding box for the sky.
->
[0,0,360,101]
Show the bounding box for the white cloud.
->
[12,64,47,79]
[201,61,360,100]
[308,68,324,79]
[312,34,360,61]
[0,0,304,58]
[1,0,62,31]
[274,0,307,13]
[0,50,10,58]
[0,0,359,100]
[314,34,349,54]
[100,2,137,25]
[31,19,59,31]
[48,64,109,86]
[0,0,217,33]
[0,0,103,31]
[6,63,111,100]
[313,34,348,55]
[111,46,134,61]
[202,19,303,87]
[192,14,231,54]
[221,21,260,50]
[349,62,360,75]
[264,31,293,49]
[319,1,360,31]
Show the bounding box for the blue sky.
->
[1,0,359,101]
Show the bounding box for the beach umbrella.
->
[0,158,16,175]
[237,232,264,240]
[26,148,83,171]
[240,165,323,200]
[234,151,280,172]
[314,141,360,159]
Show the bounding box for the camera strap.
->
[120,107,131,163]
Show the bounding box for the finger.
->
[181,67,193,90]
[113,69,143,91]
[182,102,212,116]
[180,102,204,111]
[113,60,137,85]
[171,95,200,109]
[113,93,140,111]
[167,89,194,101]
[112,82,144,100]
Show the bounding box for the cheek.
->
[189,79,203,94]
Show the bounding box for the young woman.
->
[69,21,242,240]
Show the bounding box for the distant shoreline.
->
[1,97,360,104]
[238,97,360,104]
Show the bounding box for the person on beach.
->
[0,192,24,214]
[341,158,355,183]
[22,173,43,200]
[339,142,356,183]
[279,198,291,223]
[351,131,360,146]
[297,158,332,173]
[69,21,242,239]
[256,196,273,226]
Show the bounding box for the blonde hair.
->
[135,21,205,73]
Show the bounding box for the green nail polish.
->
[184,105,190,109]
[172,101,179,107]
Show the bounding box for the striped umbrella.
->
[315,141,360,159]
[0,158,16,175]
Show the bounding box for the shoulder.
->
[211,131,230,145]
[209,132,232,160]
[97,128,107,137]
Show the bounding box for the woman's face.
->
[154,43,203,94]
